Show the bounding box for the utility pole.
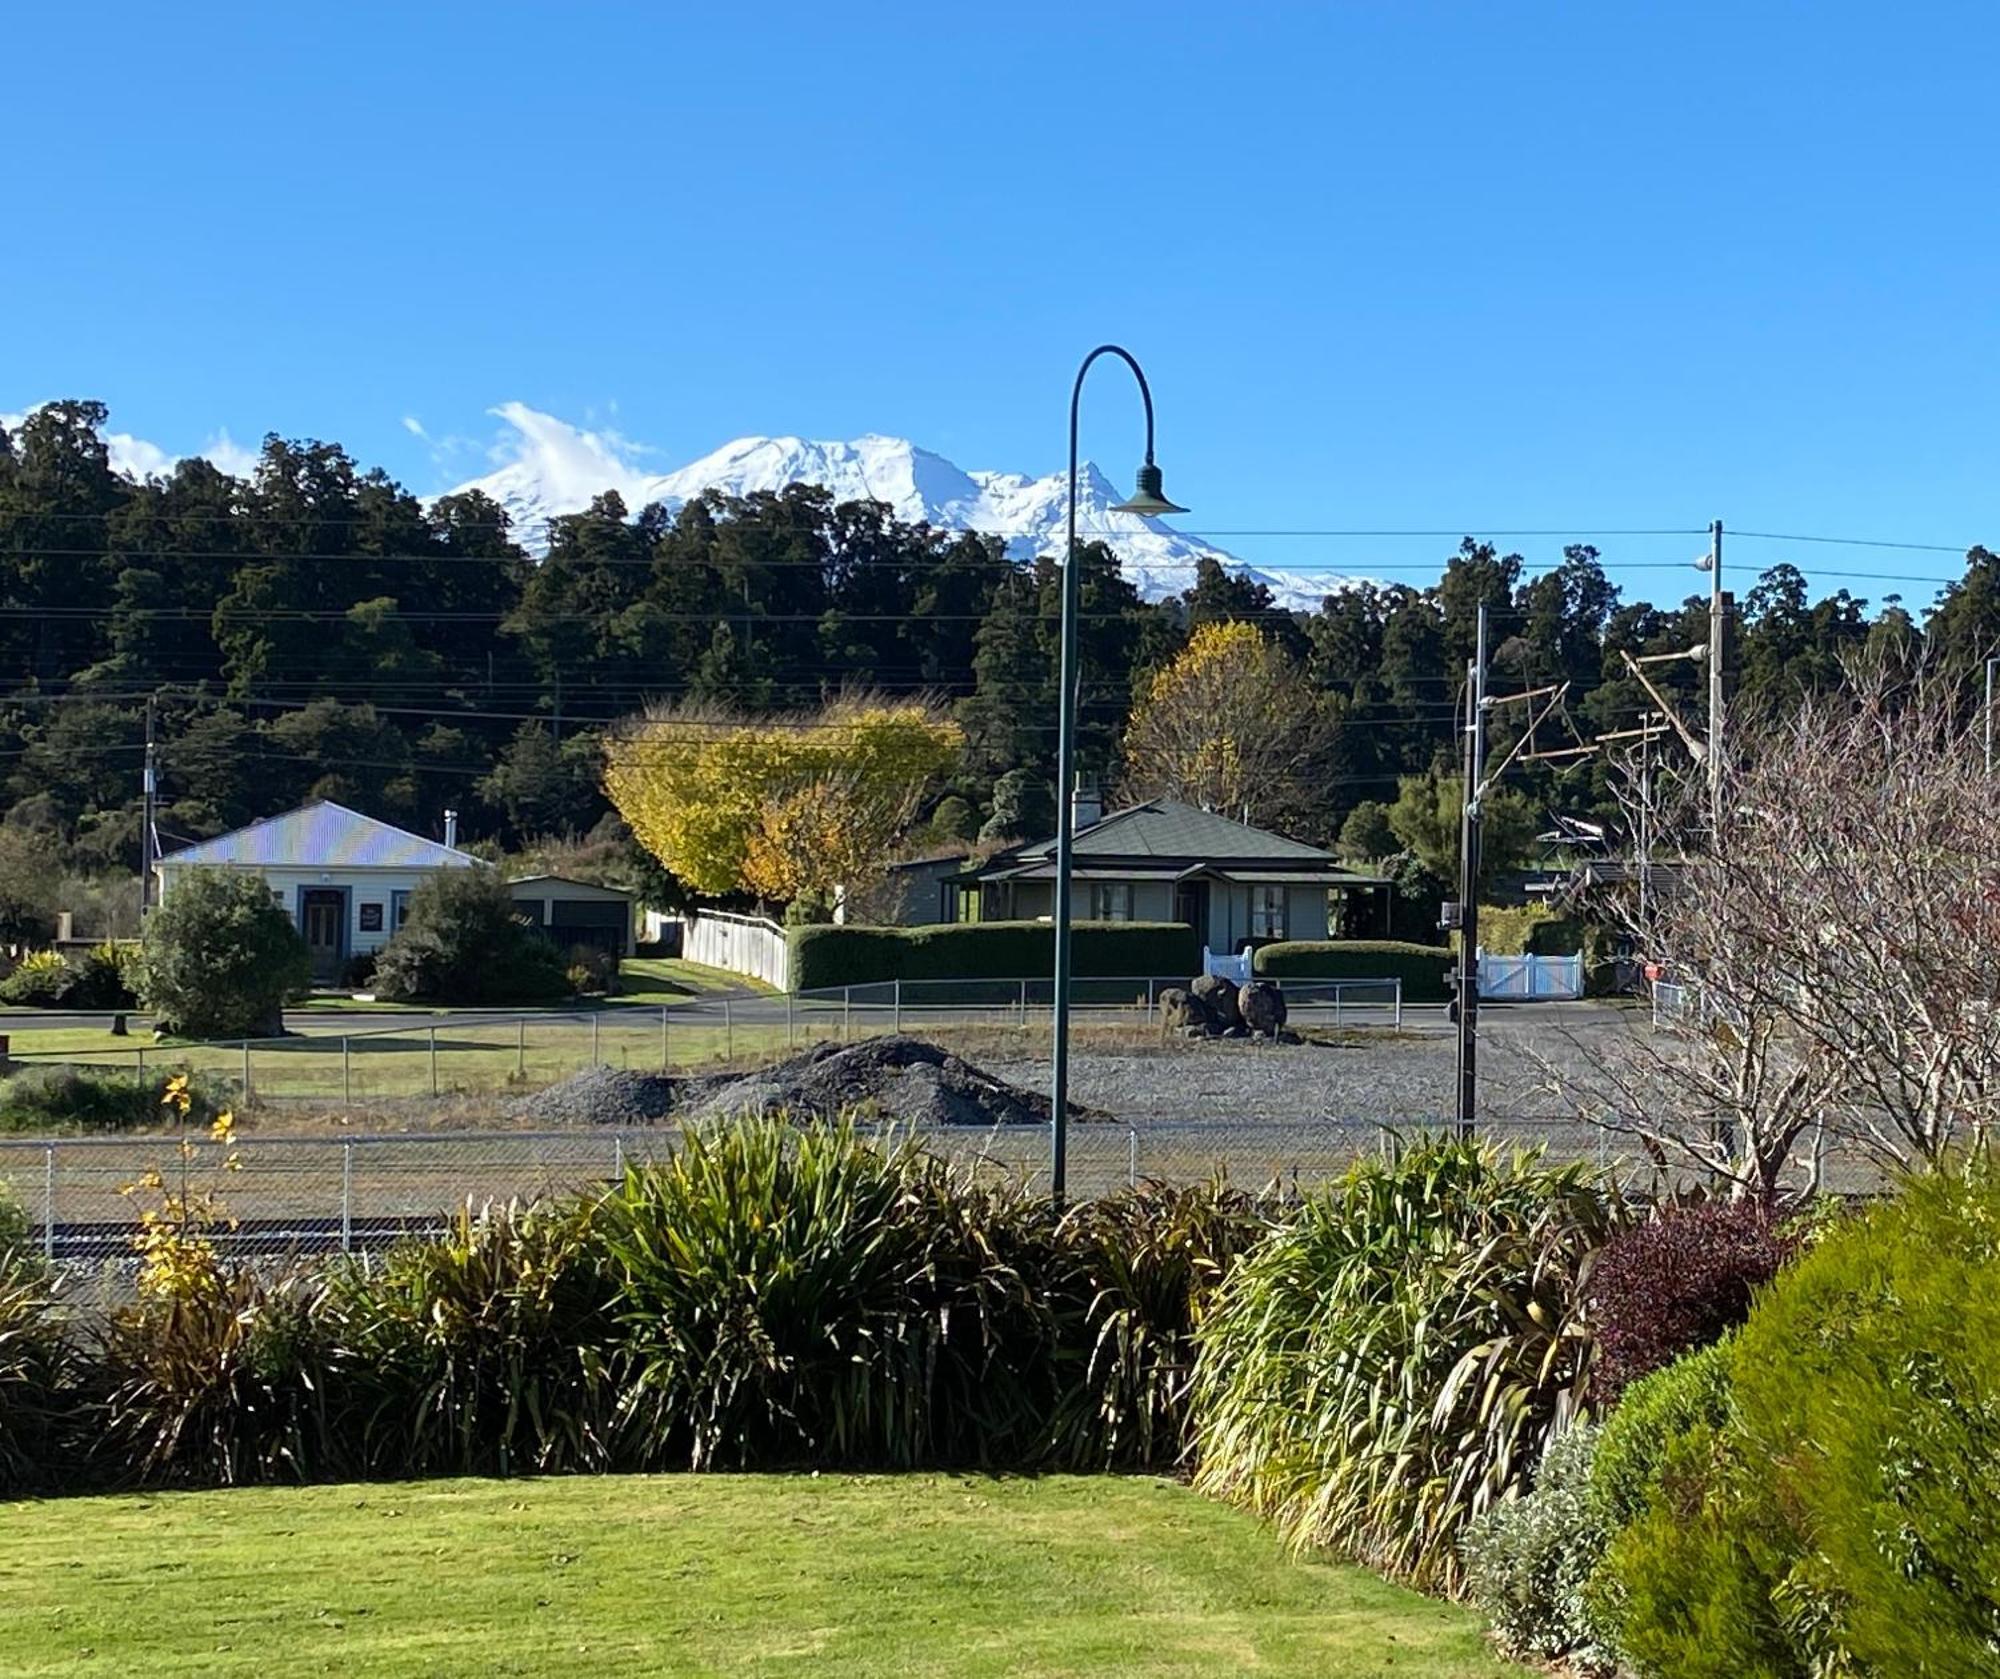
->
[1454,603,1488,1137]
[140,695,158,915]
[1706,519,1725,837]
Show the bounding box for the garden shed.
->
[506,875,636,959]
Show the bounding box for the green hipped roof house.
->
[958,793,1386,954]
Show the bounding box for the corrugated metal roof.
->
[159,802,481,871]
[505,874,634,898]
[1014,799,1332,864]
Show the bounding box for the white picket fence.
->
[1475,951,1584,1001]
[683,910,790,990]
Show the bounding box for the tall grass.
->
[1191,1135,1615,1595]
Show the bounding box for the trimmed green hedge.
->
[1252,939,1454,1001]
[788,920,1198,992]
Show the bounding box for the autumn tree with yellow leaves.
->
[603,696,963,909]
[1120,620,1341,839]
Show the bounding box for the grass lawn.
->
[608,955,773,1002]
[0,1474,1522,1679]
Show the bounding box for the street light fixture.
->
[1050,345,1184,1201]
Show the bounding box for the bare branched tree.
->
[1540,658,2000,1200]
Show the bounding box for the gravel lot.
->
[983,1005,1639,1129]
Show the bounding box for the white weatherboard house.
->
[154,801,480,983]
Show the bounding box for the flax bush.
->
[1190,1136,1615,1594]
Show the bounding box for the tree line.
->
[3,398,1996,913]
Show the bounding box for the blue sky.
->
[6,1,1996,610]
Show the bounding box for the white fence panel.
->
[684,910,789,990]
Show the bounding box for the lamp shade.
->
[1111,462,1187,517]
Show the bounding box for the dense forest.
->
[3,399,1997,927]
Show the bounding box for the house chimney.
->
[443,808,458,850]
[1071,779,1103,831]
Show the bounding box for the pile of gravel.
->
[511,1066,680,1128]
[511,1035,1068,1129]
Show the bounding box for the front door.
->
[1173,880,1211,942]
[300,888,346,984]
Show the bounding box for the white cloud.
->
[401,415,430,441]
[1,404,258,481]
[481,400,657,507]
[199,429,260,479]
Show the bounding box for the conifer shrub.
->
[1596,1163,2000,1676]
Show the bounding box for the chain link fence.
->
[2,978,1404,1105]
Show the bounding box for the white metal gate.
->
[1475,951,1584,1001]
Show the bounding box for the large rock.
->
[1191,972,1241,1030]
[1238,979,1288,1036]
[1159,987,1213,1034]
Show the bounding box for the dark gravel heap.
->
[511,1067,680,1127]
[511,1035,1064,1129]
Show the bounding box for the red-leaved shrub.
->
[1587,1199,1792,1401]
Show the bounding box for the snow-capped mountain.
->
[447,409,1342,611]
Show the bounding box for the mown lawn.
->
[0,1474,1524,1678]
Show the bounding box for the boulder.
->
[1238,979,1288,1036]
[1191,972,1241,1030]
[1159,987,1213,1035]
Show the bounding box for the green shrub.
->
[139,869,311,1038]
[316,1199,620,1479]
[0,1065,227,1135]
[0,1178,29,1263]
[1191,1136,1615,1592]
[0,945,135,1008]
[7,1124,1271,1492]
[372,870,571,1006]
[1598,1164,2000,1676]
[1462,1422,1612,1666]
[0,1262,72,1494]
[786,920,1199,991]
[1252,938,1453,1000]
[1590,1337,1736,1531]
[1468,905,1589,959]
[0,951,74,1006]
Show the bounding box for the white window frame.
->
[1249,884,1288,941]
[1088,882,1134,922]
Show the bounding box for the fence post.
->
[893,980,902,1034]
[1335,985,1344,1030]
[1393,978,1403,1030]
[591,1012,601,1067]
[724,997,733,1061]
[342,1037,352,1106]
[1019,978,1028,1028]
[786,991,794,1047]
[517,1017,526,1079]
[1128,1125,1138,1189]
[843,987,851,1042]
[242,1041,253,1102]
[136,1044,146,1080]
[42,1143,55,1263]
[661,1005,671,1071]
[340,1139,354,1254]
[428,1026,439,1097]
[613,1131,627,1179]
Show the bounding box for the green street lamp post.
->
[1051,346,1186,1200]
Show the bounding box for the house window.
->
[391,890,412,930]
[1088,883,1133,922]
[1249,885,1288,941]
